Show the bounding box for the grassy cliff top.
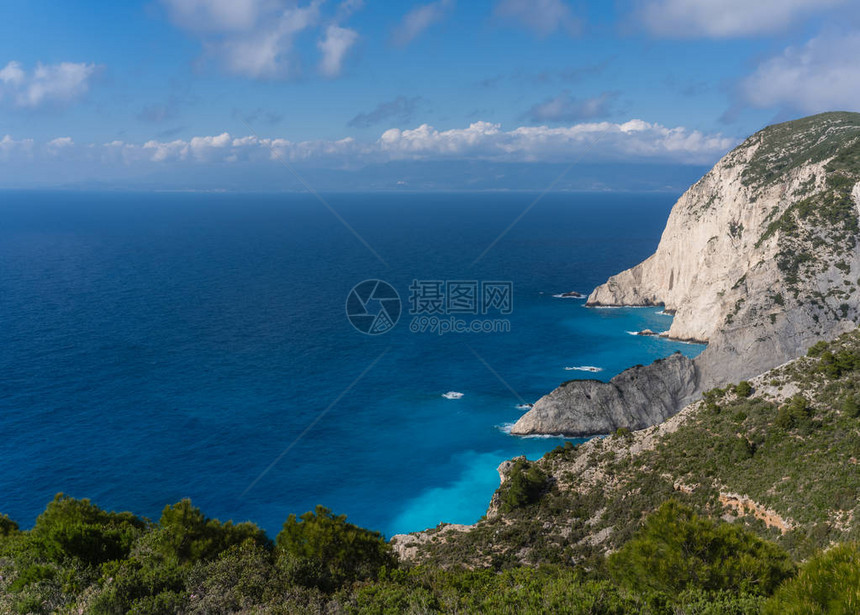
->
[739,111,860,188]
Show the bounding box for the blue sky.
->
[1,0,859,190]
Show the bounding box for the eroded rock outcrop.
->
[510,353,698,436]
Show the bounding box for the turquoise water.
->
[0,191,702,538]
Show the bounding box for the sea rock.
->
[637,329,657,336]
[510,353,698,436]
[560,291,584,298]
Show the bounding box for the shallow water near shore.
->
[0,191,703,538]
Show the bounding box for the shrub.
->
[498,459,549,513]
[764,542,859,614]
[613,427,633,441]
[276,505,395,591]
[185,541,297,614]
[735,381,753,398]
[807,341,829,357]
[703,388,726,414]
[154,499,270,565]
[544,441,576,460]
[817,349,860,379]
[90,556,187,615]
[776,395,813,431]
[0,513,18,537]
[843,395,860,418]
[608,500,795,596]
[28,494,146,566]
[729,436,755,462]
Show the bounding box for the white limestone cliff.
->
[588,112,860,389]
[513,112,860,435]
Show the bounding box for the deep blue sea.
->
[0,191,703,538]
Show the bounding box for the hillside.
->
[3,333,860,615]
[2,331,858,612]
[399,328,860,569]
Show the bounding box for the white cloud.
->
[494,0,581,37]
[190,132,232,160]
[639,0,847,38]
[218,1,322,78]
[46,137,75,158]
[48,137,74,148]
[375,120,733,163]
[0,134,35,160]
[0,119,735,171]
[144,138,190,162]
[318,25,359,77]
[738,31,860,113]
[162,0,364,79]
[0,61,99,108]
[391,0,453,47]
[136,120,732,165]
[0,61,25,86]
[335,0,364,21]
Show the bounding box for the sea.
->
[0,191,703,539]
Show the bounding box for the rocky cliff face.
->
[510,353,698,436]
[515,112,860,435]
[590,112,860,388]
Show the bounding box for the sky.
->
[1,0,859,191]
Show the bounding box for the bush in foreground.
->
[276,504,395,591]
[608,500,795,596]
[764,542,859,614]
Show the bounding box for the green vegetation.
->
[498,458,549,513]
[2,492,853,613]
[740,112,860,189]
[764,542,860,615]
[735,381,753,397]
[408,329,860,610]
[276,505,395,591]
[609,501,794,596]
[0,495,832,614]
[774,394,814,431]
[613,426,633,441]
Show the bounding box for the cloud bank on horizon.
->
[0,0,859,189]
[0,119,735,166]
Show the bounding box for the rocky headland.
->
[510,353,698,436]
[394,328,860,568]
[513,112,860,436]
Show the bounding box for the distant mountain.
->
[10,160,711,193]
